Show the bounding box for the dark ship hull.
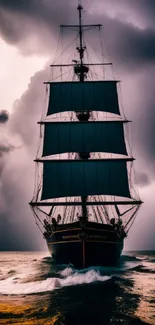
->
[45,221,124,268]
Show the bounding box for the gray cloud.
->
[118,0,155,28]
[93,0,155,29]
[0,110,9,123]
[0,0,75,55]
[9,67,48,148]
[129,67,155,169]
[104,21,155,70]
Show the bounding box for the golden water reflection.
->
[135,273,155,325]
[0,295,64,325]
[124,263,155,325]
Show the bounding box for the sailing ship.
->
[30,2,142,268]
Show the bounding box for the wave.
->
[0,269,17,281]
[0,268,111,295]
[0,252,145,295]
[0,260,141,296]
[147,257,155,263]
[121,255,143,262]
[133,265,155,274]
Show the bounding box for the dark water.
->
[0,251,154,325]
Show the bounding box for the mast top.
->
[60,0,102,72]
[78,0,83,8]
[77,0,86,81]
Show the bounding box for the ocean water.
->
[0,251,154,325]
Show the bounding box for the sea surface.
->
[0,251,154,325]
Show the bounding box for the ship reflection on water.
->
[0,252,154,325]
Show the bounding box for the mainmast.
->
[77,2,89,222]
[74,2,89,83]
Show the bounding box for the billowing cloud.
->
[9,67,48,148]
[0,67,48,250]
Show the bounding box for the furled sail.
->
[47,81,120,115]
[40,159,132,200]
[42,121,128,156]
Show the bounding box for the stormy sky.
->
[0,0,155,251]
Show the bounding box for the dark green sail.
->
[42,121,128,156]
[47,81,120,115]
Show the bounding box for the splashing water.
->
[0,252,141,296]
[0,268,111,295]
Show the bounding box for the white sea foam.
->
[0,252,142,296]
[0,269,111,295]
[59,267,74,277]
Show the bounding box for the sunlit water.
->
[0,251,154,324]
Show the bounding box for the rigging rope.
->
[125,205,140,233]
[99,25,105,79]
[91,206,100,223]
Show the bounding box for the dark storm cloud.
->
[103,20,155,70]
[0,0,155,71]
[0,110,9,123]
[0,0,76,54]
[0,110,13,159]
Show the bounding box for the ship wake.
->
[0,268,111,295]
[0,256,142,296]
